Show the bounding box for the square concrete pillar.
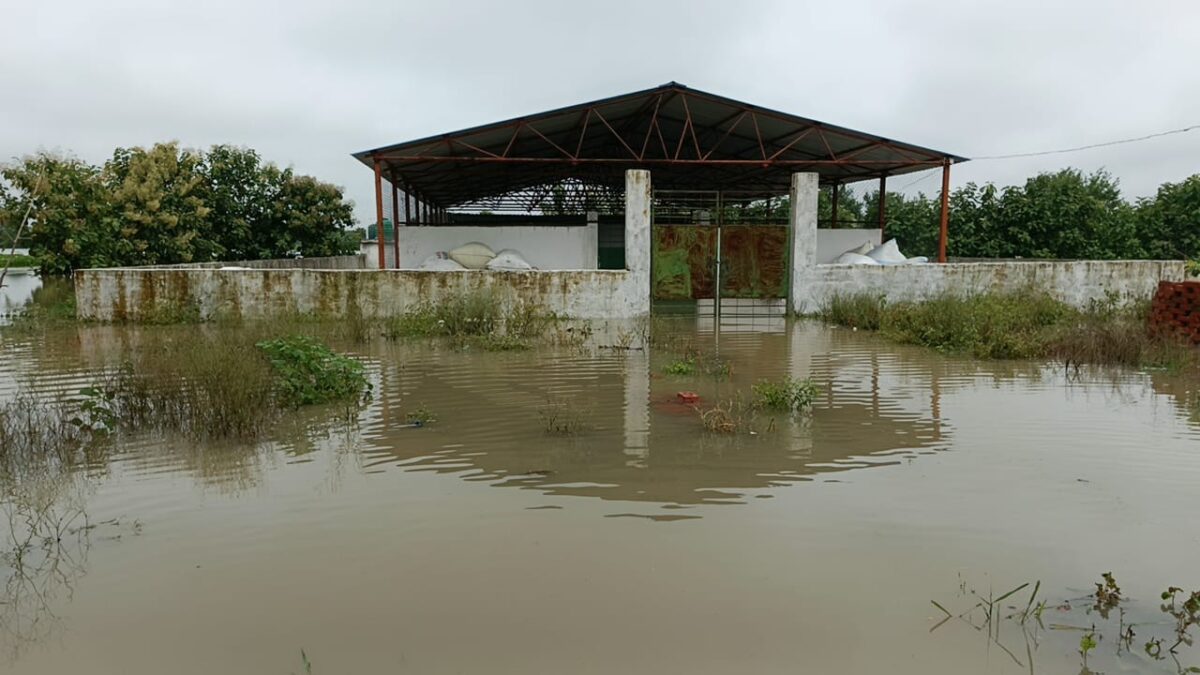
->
[788,172,819,315]
[624,169,652,314]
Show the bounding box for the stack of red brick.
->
[1150,280,1200,343]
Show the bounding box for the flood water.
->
[1,317,1199,674]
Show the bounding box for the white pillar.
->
[788,172,819,315]
[624,169,652,316]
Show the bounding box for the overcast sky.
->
[3,0,1198,224]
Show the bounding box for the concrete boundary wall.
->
[791,260,1186,314]
[137,255,368,270]
[74,171,653,322]
[74,268,645,321]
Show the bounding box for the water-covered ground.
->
[1,317,1198,674]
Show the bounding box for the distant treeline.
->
[821,168,1200,261]
[0,143,359,275]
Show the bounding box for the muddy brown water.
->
[1,318,1199,674]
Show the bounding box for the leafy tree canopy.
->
[0,143,358,274]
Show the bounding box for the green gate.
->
[651,190,789,315]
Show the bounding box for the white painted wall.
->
[364,224,598,270]
[815,229,883,263]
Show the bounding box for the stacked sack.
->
[1150,280,1200,344]
[417,242,536,271]
[833,239,928,265]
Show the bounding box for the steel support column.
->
[390,179,400,268]
[373,158,385,269]
[938,159,951,263]
[877,175,887,237]
[830,183,840,228]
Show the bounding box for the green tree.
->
[104,142,215,265]
[199,144,273,260]
[818,186,866,227]
[202,146,357,259]
[1,153,119,274]
[268,172,358,257]
[997,169,1141,259]
[1137,174,1200,260]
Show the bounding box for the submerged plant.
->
[256,335,370,407]
[1094,572,1123,618]
[404,405,435,426]
[662,352,732,379]
[752,377,820,412]
[537,396,589,436]
[662,358,696,376]
[696,395,759,434]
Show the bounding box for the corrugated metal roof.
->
[354,82,966,207]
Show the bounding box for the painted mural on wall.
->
[652,225,787,300]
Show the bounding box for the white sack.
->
[486,248,534,271]
[866,239,907,263]
[448,242,495,269]
[418,253,466,271]
[833,252,881,265]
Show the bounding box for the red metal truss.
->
[355,82,965,209]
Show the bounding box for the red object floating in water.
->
[677,391,700,404]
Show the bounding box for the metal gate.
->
[650,190,789,317]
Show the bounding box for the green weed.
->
[820,289,1199,370]
[752,377,820,412]
[820,292,886,330]
[663,358,696,376]
[404,405,435,425]
[256,335,370,407]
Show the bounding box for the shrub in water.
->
[255,335,369,407]
[752,377,821,412]
[820,293,886,330]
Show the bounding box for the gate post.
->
[625,169,652,316]
[788,172,819,316]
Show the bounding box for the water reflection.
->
[0,473,89,663]
[358,320,956,507]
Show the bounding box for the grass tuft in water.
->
[752,377,820,412]
[820,292,886,331]
[696,395,760,434]
[404,405,435,425]
[537,396,590,435]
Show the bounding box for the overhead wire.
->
[889,122,1200,193]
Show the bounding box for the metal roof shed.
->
[354,82,967,266]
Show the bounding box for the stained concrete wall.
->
[141,255,368,270]
[362,224,598,270]
[784,171,1185,314]
[791,260,1186,313]
[74,171,653,322]
[74,268,646,321]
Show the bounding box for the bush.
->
[820,293,886,330]
[383,293,558,348]
[255,335,369,407]
[882,290,1070,359]
[752,377,820,411]
[819,289,1199,370]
